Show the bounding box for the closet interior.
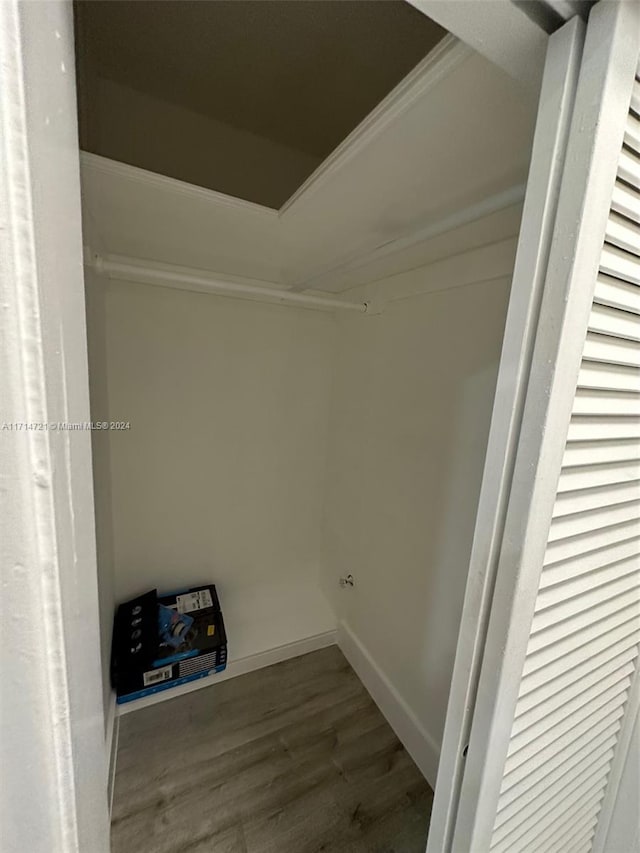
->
[75,0,537,799]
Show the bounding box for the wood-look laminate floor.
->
[111,646,433,853]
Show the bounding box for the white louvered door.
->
[428,3,640,852]
[488,83,640,853]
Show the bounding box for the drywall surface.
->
[84,267,116,728]
[94,280,336,660]
[323,237,515,760]
[82,77,321,209]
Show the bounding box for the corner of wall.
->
[337,620,440,789]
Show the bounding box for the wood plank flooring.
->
[111,646,433,852]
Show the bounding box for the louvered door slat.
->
[593,273,640,312]
[582,332,640,367]
[541,533,640,587]
[500,705,626,794]
[599,243,640,283]
[543,519,639,562]
[496,729,619,819]
[618,147,640,190]
[553,479,640,514]
[503,683,630,778]
[552,822,599,853]
[535,560,639,615]
[518,641,638,715]
[578,361,640,391]
[611,180,640,223]
[487,69,640,852]
[562,438,639,467]
[630,77,640,116]
[491,776,608,853]
[557,458,640,489]
[548,499,638,537]
[536,798,602,853]
[513,655,636,741]
[624,112,640,154]
[605,212,640,257]
[493,759,612,851]
[509,663,635,750]
[522,603,639,676]
[527,591,638,654]
[548,825,597,853]
[588,303,640,339]
[493,756,614,852]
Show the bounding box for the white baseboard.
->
[118,630,337,716]
[105,690,119,816]
[337,620,440,789]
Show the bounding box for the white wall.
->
[322,235,517,769]
[91,280,336,662]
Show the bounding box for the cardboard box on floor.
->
[112,584,227,704]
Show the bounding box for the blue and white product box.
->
[111,584,227,704]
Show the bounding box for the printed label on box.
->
[143,665,173,686]
[176,589,213,613]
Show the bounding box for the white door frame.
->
[0,2,110,850]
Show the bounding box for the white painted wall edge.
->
[117,630,337,716]
[337,621,440,790]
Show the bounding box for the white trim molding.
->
[337,621,440,789]
[294,183,526,292]
[80,151,278,219]
[279,35,471,217]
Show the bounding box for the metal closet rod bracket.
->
[363,300,384,315]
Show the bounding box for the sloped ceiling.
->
[80,35,537,294]
[74,0,445,207]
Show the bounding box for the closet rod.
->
[87,252,368,313]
